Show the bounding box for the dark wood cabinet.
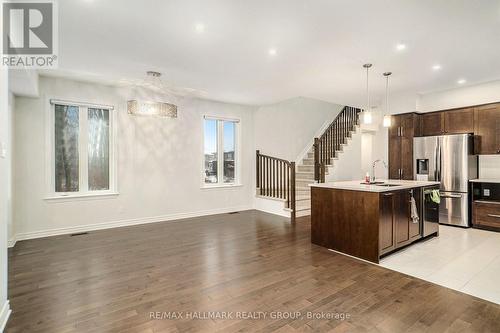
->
[474,103,500,155]
[388,113,417,180]
[473,201,500,231]
[379,193,396,255]
[396,188,422,245]
[388,116,402,179]
[419,107,474,136]
[379,188,423,256]
[311,186,426,263]
[444,108,474,134]
[421,112,444,136]
[389,102,499,165]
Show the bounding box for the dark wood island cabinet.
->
[311,181,440,263]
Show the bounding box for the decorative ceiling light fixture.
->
[362,63,373,125]
[127,71,178,118]
[383,72,392,128]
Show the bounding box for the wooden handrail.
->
[314,106,361,182]
[256,150,296,222]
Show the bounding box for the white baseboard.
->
[12,205,253,244]
[253,197,290,218]
[0,300,11,332]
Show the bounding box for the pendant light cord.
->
[366,66,370,113]
[385,74,389,114]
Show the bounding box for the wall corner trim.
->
[7,237,16,248]
[0,300,11,332]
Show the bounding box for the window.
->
[50,101,115,197]
[203,117,239,186]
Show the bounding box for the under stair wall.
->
[254,97,344,161]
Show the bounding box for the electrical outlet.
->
[484,189,491,197]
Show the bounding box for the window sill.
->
[201,184,243,190]
[44,192,119,203]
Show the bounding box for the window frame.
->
[202,115,241,189]
[45,98,118,200]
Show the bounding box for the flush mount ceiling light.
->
[396,43,407,51]
[383,72,392,128]
[195,23,205,33]
[432,64,442,71]
[458,78,466,84]
[127,71,178,118]
[268,48,277,56]
[362,63,373,125]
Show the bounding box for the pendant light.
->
[383,72,392,127]
[362,64,373,124]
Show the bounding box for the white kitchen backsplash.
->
[479,155,500,179]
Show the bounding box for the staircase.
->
[256,106,361,220]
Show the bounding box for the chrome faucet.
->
[372,159,388,182]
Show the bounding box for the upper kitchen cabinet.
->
[474,103,500,155]
[444,108,474,134]
[419,108,474,136]
[420,112,444,136]
[389,113,418,180]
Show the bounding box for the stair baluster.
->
[256,150,296,222]
[313,106,362,182]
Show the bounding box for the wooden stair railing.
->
[256,150,296,222]
[314,106,362,182]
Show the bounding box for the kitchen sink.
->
[360,181,385,185]
[360,182,400,187]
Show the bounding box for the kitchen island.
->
[310,180,440,263]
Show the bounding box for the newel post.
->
[256,150,260,188]
[290,161,296,223]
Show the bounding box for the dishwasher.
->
[422,186,440,237]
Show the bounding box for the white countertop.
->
[309,180,440,193]
[470,179,500,184]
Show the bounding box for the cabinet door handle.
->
[383,193,394,196]
[487,214,500,219]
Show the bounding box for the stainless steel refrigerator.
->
[413,134,478,227]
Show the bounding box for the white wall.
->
[479,156,500,179]
[417,80,500,112]
[254,97,343,161]
[7,93,14,244]
[0,65,11,327]
[13,77,257,238]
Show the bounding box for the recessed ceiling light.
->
[458,79,466,84]
[268,48,277,56]
[396,43,407,51]
[195,23,205,33]
[432,64,442,71]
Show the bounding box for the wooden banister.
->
[256,150,296,222]
[313,106,362,182]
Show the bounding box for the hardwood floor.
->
[7,210,500,332]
